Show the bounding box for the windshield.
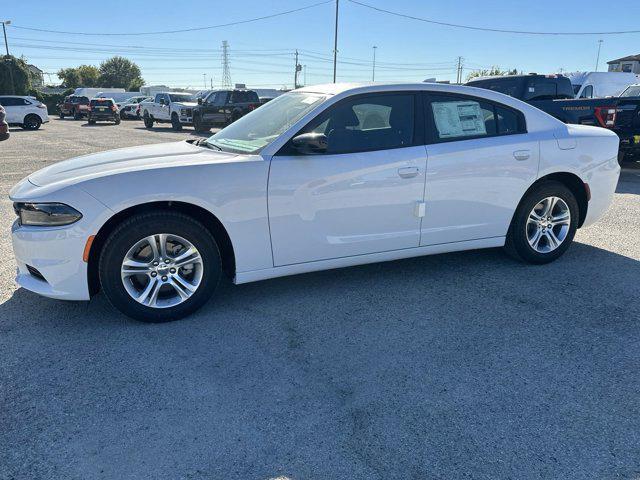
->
[206,91,327,154]
[169,94,194,103]
[621,85,640,97]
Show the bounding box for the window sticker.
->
[432,101,487,138]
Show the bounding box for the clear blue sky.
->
[4,0,640,89]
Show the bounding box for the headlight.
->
[180,108,187,116]
[13,202,83,226]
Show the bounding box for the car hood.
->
[28,141,240,189]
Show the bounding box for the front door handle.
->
[397,167,419,179]
[513,150,531,161]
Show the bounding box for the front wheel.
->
[114,116,121,125]
[143,113,154,129]
[505,181,578,264]
[171,113,182,131]
[99,211,221,322]
[73,109,81,120]
[193,115,210,133]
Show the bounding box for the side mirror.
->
[291,133,328,154]
[197,97,203,105]
[159,99,166,106]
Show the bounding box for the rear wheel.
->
[73,109,81,120]
[505,181,578,264]
[171,113,182,131]
[88,119,96,125]
[114,115,121,125]
[58,111,64,119]
[99,211,221,322]
[22,114,41,130]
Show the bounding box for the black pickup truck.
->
[466,74,640,162]
[192,89,261,132]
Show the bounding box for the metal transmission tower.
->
[221,40,232,88]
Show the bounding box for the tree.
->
[98,56,144,91]
[57,64,101,88]
[0,55,32,95]
[466,66,519,82]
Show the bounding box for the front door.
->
[421,93,539,245]
[268,92,427,266]
[201,91,228,125]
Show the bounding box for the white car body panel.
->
[269,146,427,265]
[0,95,49,125]
[9,82,620,302]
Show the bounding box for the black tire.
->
[193,115,210,133]
[22,114,41,130]
[88,119,96,125]
[99,211,222,323]
[73,109,81,120]
[228,112,241,126]
[143,113,154,129]
[505,181,579,264]
[114,115,121,125]
[171,113,182,131]
[58,111,64,119]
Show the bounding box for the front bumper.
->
[12,219,91,300]
[9,181,113,301]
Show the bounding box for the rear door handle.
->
[397,167,419,178]
[513,150,531,161]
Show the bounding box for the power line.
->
[347,0,640,36]
[9,0,333,36]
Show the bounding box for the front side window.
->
[428,94,525,141]
[206,91,327,154]
[0,97,18,106]
[300,94,415,154]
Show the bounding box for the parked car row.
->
[466,73,640,162]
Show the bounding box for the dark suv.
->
[58,95,90,119]
[192,89,260,132]
[87,98,120,125]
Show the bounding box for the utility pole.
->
[456,56,464,84]
[332,0,339,83]
[372,46,377,82]
[210,77,213,89]
[294,50,302,89]
[221,40,232,88]
[203,73,207,89]
[2,20,14,95]
[595,39,603,71]
[303,65,307,86]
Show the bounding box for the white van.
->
[568,72,640,99]
[73,87,125,99]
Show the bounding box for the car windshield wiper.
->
[189,138,223,151]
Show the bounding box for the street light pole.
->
[2,20,15,95]
[332,0,339,83]
[595,39,603,71]
[372,46,377,82]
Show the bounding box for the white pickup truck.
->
[141,92,197,130]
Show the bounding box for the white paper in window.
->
[432,101,487,138]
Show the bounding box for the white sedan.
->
[10,83,620,322]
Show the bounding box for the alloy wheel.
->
[526,196,571,253]
[120,233,203,308]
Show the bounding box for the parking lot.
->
[1,118,639,479]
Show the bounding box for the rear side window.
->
[579,85,593,99]
[0,97,18,106]
[467,78,522,98]
[428,94,525,142]
[231,91,259,103]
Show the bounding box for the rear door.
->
[421,92,539,246]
